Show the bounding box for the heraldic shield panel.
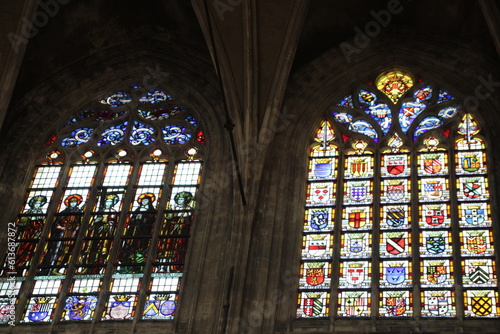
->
[296,71,498,319]
[421,290,456,317]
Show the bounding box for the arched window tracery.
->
[0,85,205,323]
[297,71,499,319]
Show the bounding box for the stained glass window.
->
[1,85,205,325]
[297,70,498,319]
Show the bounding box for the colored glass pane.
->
[414,85,433,102]
[130,121,156,146]
[364,103,392,134]
[162,125,192,144]
[342,206,372,231]
[438,106,460,119]
[61,128,94,147]
[458,202,491,228]
[462,259,497,287]
[97,122,128,146]
[343,181,373,205]
[339,261,371,288]
[419,203,451,229]
[349,120,378,141]
[340,232,372,259]
[421,290,456,317]
[414,116,442,139]
[379,260,412,288]
[301,234,334,260]
[437,90,454,103]
[418,151,448,176]
[100,91,132,107]
[304,208,334,232]
[419,230,453,257]
[297,291,330,318]
[332,112,354,124]
[338,95,354,108]
[380,154,410,178]
[298,262,332,289]
[418,177,450,202]
[139,90,171,104]
[380,179,411,203]
[421,259,454,287]
[380,231,411,258]
[376,71,414,103]
[399,101,426,133]
[460,230,495,257]
[344,154,374,178]
[464,290,499,317]
[380,205,411,230]
[338,291,371,317]
[379,290,413,317]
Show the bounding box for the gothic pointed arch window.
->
[297,70,499,319]
[0,85,206,324]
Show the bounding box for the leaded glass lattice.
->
[297,70,498,319]
[1,84,205,325]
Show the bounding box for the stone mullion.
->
[371,146,381,319]
[330,140,344,319]
[448,136,464,319]
[410,143,421,319]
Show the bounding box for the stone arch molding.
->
[0,40,226,225]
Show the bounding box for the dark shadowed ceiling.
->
[12,0,497,103]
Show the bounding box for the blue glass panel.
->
[130,121,156,146]
[99,92,132,107]
[349,120,378,141]
[338,95,354,108]
[162,125,192,144]
[61,128,94,147]
[332,112,354,124]
[185,115,197,127]
[414,117,442,140]
[438,106,460,119]
[365,103,391,134]
[399,101,426,133]
[139,91,172,104]
[97,122,128,146]
[358,89,377,105]
[437,90,454,103]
